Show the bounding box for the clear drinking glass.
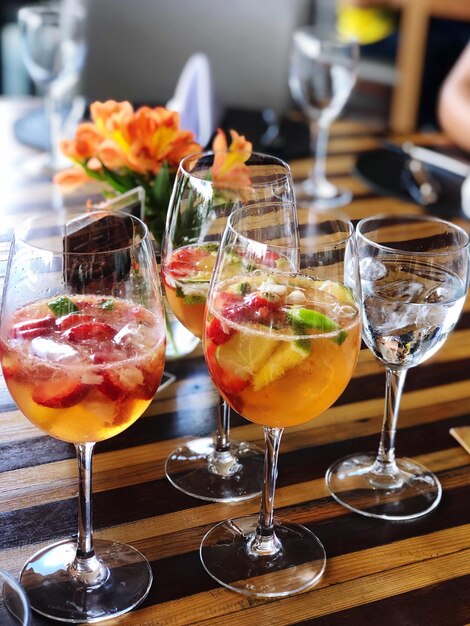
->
[0,211,166,622]
[288,26,359,209]
[18,1,87,175]
[0,569,31,625]
[200,203,362,596]
[326,214,470,520]
[161,151,295,502]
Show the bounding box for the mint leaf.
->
[48,296,79,316]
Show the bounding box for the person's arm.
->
[438,43,470,152]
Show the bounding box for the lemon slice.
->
[216,331,278,380]
[253,340,310,391]
[318,280,354,303]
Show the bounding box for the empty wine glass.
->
[200,203,362,596]
[18,0,87,175]
[161,150,295,502]
[326,214,469,520]
[288,26,359,209]
[0,211,166,622]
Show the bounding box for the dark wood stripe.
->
[292,574,470,626]
[0,416,468,553]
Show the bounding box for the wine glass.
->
[161,150,296,502]
[0,569,31,625]
[200,203,362,596]
[0,211,166,622]
[288,26,359,209]
[18,1,87,175]
[326,214,470,520]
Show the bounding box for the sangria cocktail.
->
[0,211,166,623]
[2,294,164,443]
[161,149,296,502]
[200,204,362,597]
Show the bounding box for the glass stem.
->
[44,90,62,170]
[310,119,330,190]
[207,396,241,476]
[69,442,107,586]
[216,395,230,453]
[251,427,283,556]
[373,367,408,477]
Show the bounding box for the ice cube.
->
[375,280,424,303]
[424,285,452,303]
[360,258,388,281]
[31,337,80,363]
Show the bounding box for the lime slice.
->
[253,340,310,391]
[216,331,278,380]
[318,280,354,303]
[286,307,340,332]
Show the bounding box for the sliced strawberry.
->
[206,317,235,346]
[1,352,23,381]
[10,316,55,340]
[56,313,94,331]
[97,365,144,400]
[32,377,89,408]
[224,292,285,326]
[205,342,248,395]
[263,250,280,266]
[65,321,116,343]
[165,246,211,279]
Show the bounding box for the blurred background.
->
[1,0,470,149]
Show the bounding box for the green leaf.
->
[48,296,79,316]
[151,162,172,208]
[98,298,115,310]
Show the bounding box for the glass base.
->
[294,178,352,210]
[325,453,442,521]
[20,539,152,623]
[0,568,31,625]
[165,436,264,502]
[200,515,326,597]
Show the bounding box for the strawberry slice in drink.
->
[56,313,94,331]
[10,316,55,340]
[32,376,89,408]
[98,365,146,400]
[206,317,235,346]
[64,321,116,343]
[1,352,24,382]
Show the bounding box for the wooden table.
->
[0,99,469,625]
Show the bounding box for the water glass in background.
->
[326,214,469,520]
[18,0,87,175]
[288,26,358,209]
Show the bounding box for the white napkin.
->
[166,52,221,148]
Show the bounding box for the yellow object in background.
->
[337,7,397,45]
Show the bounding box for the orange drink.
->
[1,294,165,442]
[162,243,218,338]
[205,273,361,428]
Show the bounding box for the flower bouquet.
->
[55,100,252,247]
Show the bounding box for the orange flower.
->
[212,129,253,188]
[124,107,200,174]
[95,139,128,170]
[61,123,104,161]
[54,167,91,190]
[90,100,134,136]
